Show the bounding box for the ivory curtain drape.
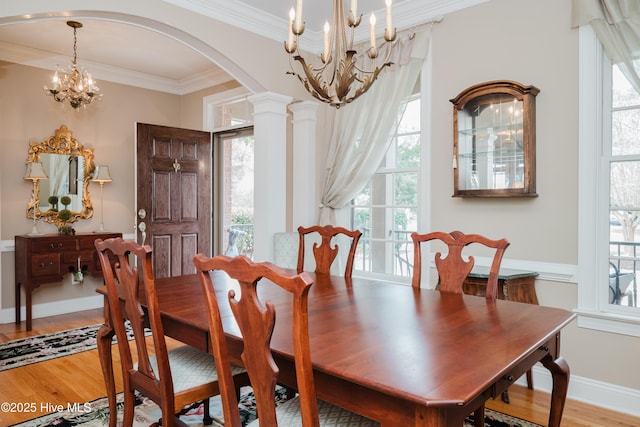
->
[318,28,432,226]
[573,0,640,93]
[50,155,69,199]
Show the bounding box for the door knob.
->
[138,221,147,245]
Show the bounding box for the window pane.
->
[611,109,640,156]
[353,207,371,231]
[612,109,640,156]
[397,134,420,168]
[397,98,421,133]
[394,172,418,205]
[609,162,640,307]
[221,132,254,259]
[612,65,640,109]
[394,207,417,232]
[610,161,640,210]
[215,97,253,128]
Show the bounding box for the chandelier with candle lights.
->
[285,0,395,108]
[44,21,101,111]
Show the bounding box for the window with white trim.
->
[578,26,640,336]
[205,91,255,259]
[352,94,421,280]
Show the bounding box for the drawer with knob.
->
[15,232,122,331]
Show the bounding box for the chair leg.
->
[474,405,485,427]
[526,369,534,389]
[284,386,297,400]
[122,389,135,427]
[203,398,213,425]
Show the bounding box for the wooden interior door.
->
[136,123,212,278]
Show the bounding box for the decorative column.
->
[289,101,319,228]
[248,92,292,262]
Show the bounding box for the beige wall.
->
[428,0,578,265]
[0,62,184,305]
[1,0,639,412]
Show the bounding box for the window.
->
[609,66,640,309]
[217,128,254,259]
[578,26,640,336]
[208,92,255,259]
[352,95,421,280]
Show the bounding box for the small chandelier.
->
[44,21,101,111]
[285,0,396,108]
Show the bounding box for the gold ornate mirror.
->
[26,125,95,227]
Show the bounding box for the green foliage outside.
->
[231,208,254,257]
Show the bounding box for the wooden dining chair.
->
[411,230,510,427]
[193,254,380,427]
[95,237,247,427]
[297,225,362,278]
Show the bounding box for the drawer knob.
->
[539,345,549,352]
[505,375,514,382]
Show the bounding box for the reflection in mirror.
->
[26,125,95,227]
[38,153,85,212]
[458,94,524,191]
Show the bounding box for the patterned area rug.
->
[0,323,140,372]
[11,390,542,427]
[10,387,286,427]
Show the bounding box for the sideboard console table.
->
[462,266,539,304]
[15,232,122,331]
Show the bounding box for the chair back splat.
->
[194,254,379,427]
[411,230,509,299]
[297,225,362,278]
[96,237,245,427]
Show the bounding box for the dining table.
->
[96,271,576,427]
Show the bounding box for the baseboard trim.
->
[1,295,103,325]
[516,365,640,417]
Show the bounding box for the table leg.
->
[97,302,117,427]
[15,282,21,325]
[25,286,32,331]
[540,354,570,427]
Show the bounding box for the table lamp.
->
[92,165,112,232]
[24,162,48,235]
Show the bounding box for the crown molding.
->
[0,0,488,94]
[162,0,489,53]
[0,40,229,95]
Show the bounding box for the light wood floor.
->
[1,308,638,426]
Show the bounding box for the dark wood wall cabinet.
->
[450,80,540,197]
[15,232,122,331]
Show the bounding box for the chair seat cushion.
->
[144,345,245,393]
[247,396,379,426]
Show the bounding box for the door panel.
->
[136,123,212,278]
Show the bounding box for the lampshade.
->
[24,162,48,181]
[93,165,112,183]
